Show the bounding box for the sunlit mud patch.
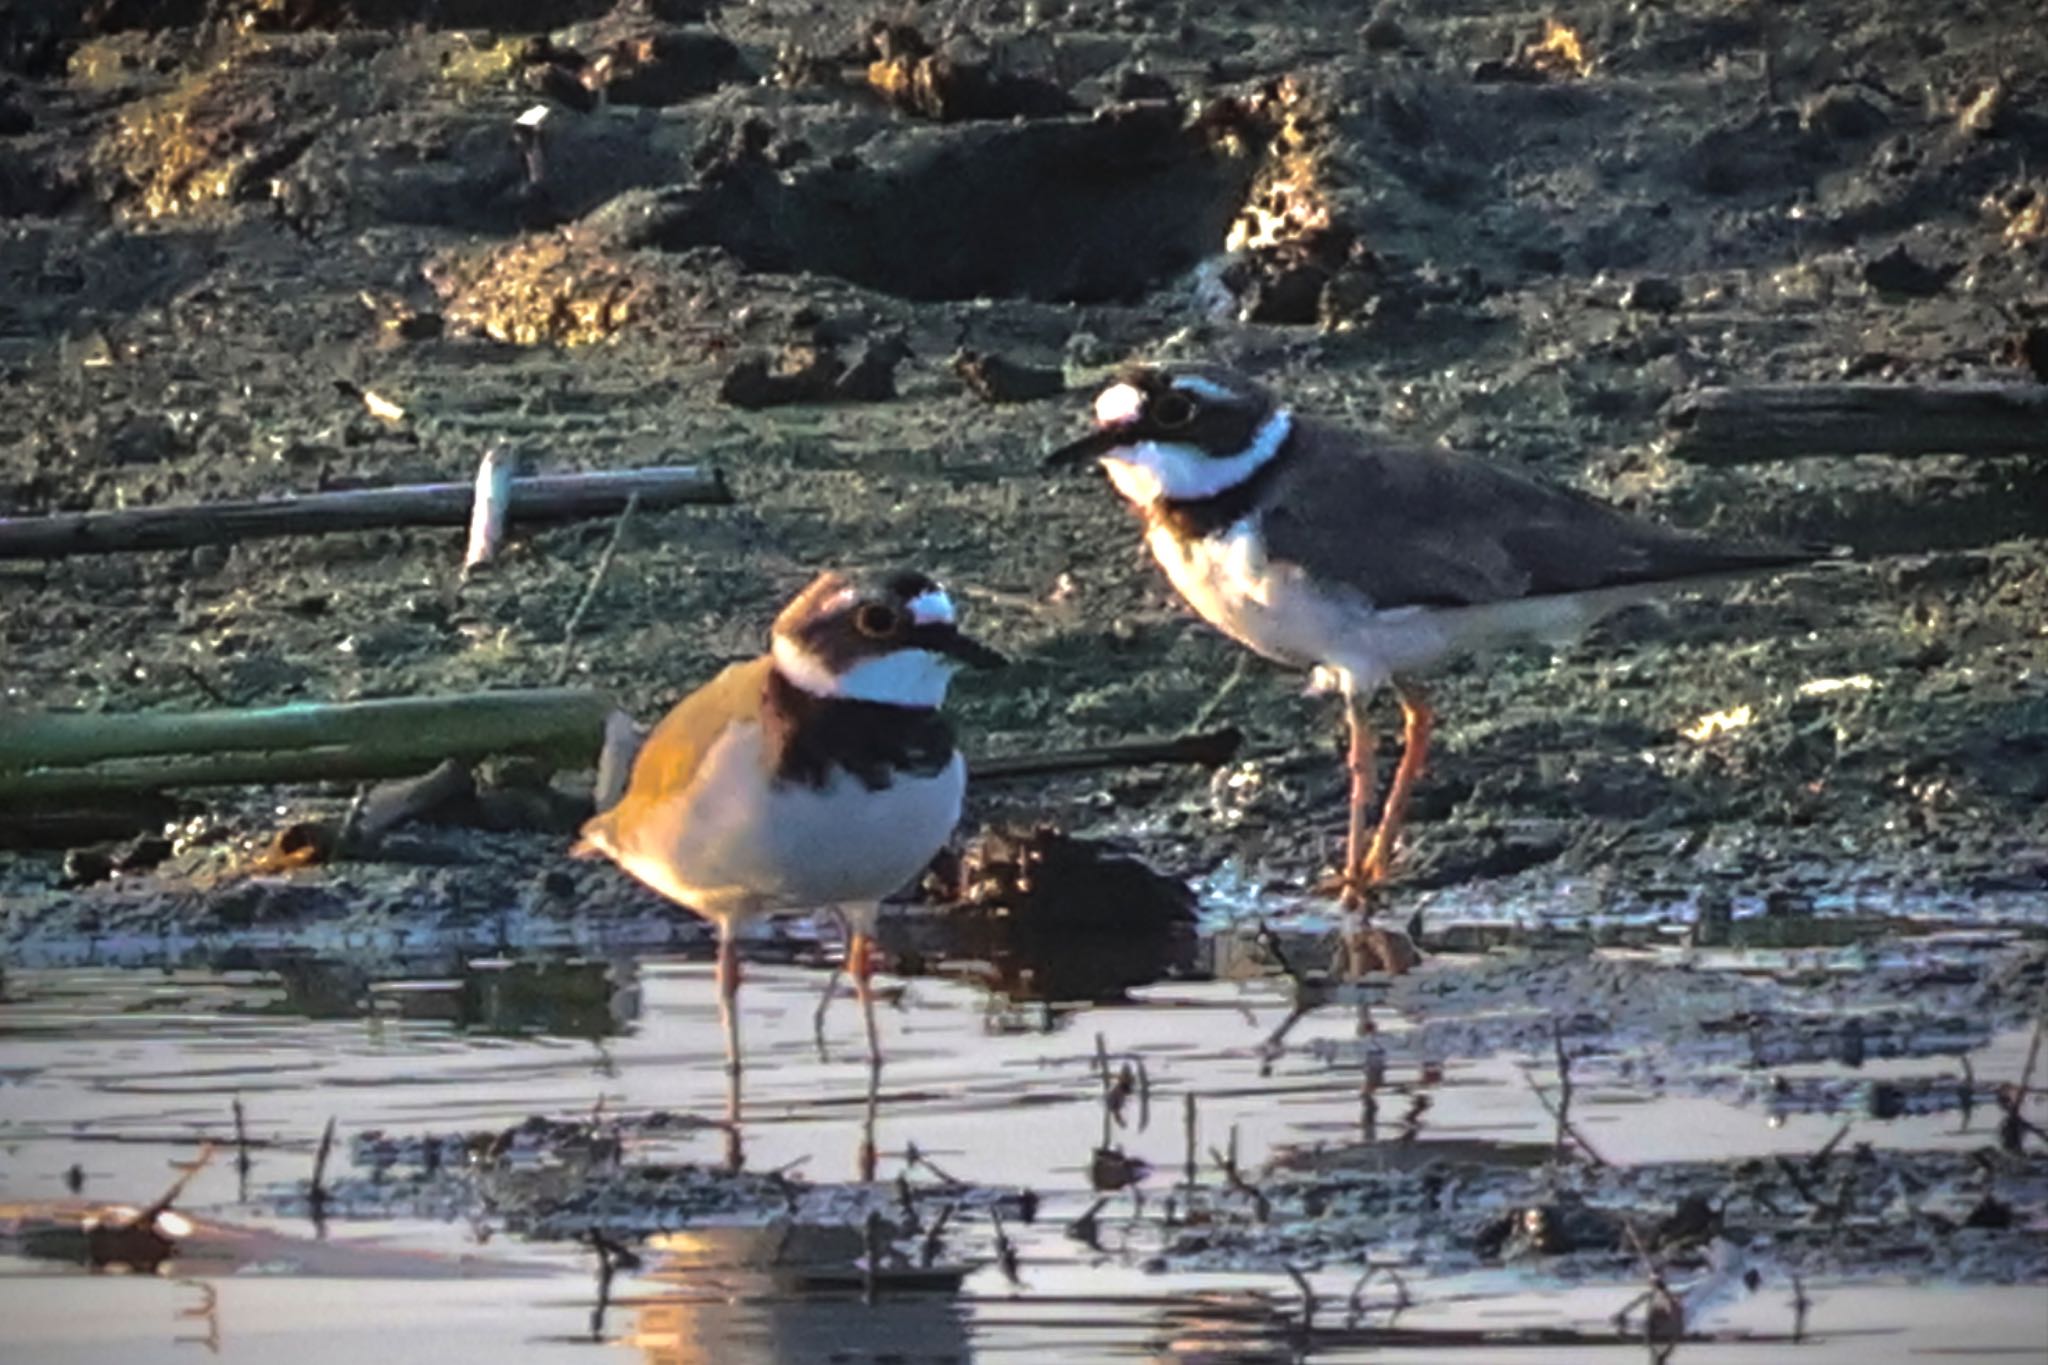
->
[613,102,1261,304]
[90,33,353,220]
[424,233,686,346]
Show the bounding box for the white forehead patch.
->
[1094,382,1146,426]
[907,587,956,625]
[1169,374,1237,403]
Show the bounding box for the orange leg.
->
[847,931,883,1074]
[1339,689,1378,912]
[1360,679,1435,885]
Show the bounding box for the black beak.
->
[914,622,1008,670]
[1043,426,1126,470]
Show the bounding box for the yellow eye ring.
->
[855,603,901,638]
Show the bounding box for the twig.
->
[991,1210,1021,1286]
[585,1231,641,1341]
[919,1200,954,1267]
[1186,652,1252,733]
[1183,1093,1199,1191]
[1066,1196,1108,1250]
[902,1140,966,1189]
[971,726,1242,781]
[2001,994,2048,1153]
[1521,1038,1613,1169]
[862,1210,885,1305]
[1789,1272,1811,1344]
[554,492,640,684]
[1344,1265,1412,1328]
[1283,1263,1316,1342]
[309,1116,336,1235]
[1254,919,1332,1063]
[230,1098,251,1198]
[139,1143,217,1227]
[1619,1221,1684,1364]
[1209,1124,1272,1222]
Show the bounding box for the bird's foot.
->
[1345,922,1420,978]
[1312,865,1391,909]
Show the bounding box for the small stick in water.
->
[309,1116,337,1236]
[231,1097,251,1198]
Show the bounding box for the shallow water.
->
[2,944,2044,1363]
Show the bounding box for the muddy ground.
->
[1,0,2046,945]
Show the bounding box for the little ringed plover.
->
[1047,363,1817,926]
[573,568,1004,1134]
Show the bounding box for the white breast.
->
[1146,517,1452,693]
[1147,517,1666,695]
[613,722,966,923]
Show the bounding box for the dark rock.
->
[1471,58,1545,85]
[98,413,187,466]
[864,23,1079,122]
[1361,12,1405,51]
[1622,275,1683,312]
[832,333,912,402]
[1113,67,1176,102]
[1964,1194,2014,1229]
[953,348,1066,403]
[649,0,719,20]
[1862,244,1957,297]
[522,60,599,113]
[59,847,115,889]
[1801,87,1889,140]
[718,346,845,409]
[1998,322,2048,383]
[589,27,743,106]
[112,835,173,872]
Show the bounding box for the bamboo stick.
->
[971,727,1242,780]
[0,689,611,801]
[1666,383,2048,464]
[0,466,731,560]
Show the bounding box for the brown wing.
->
[1259,421,1812,609]
[572,655,772,857]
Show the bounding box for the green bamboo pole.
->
[0,689,612,799]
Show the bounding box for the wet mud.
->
[2,0,2047,1358]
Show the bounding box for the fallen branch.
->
[972,726,1242,781]
[1666,383,2048,464]
[0,465,731,560]
[0,689,611,801]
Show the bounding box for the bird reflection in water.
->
[618,1224,973,1365]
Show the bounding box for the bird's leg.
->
[848,928,883,1078]
[1361,679,1435,885]
[1339,687,1378,913]
[812,906,851,1061]
[716,926,744,1171]
[857,1045,881,1185]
